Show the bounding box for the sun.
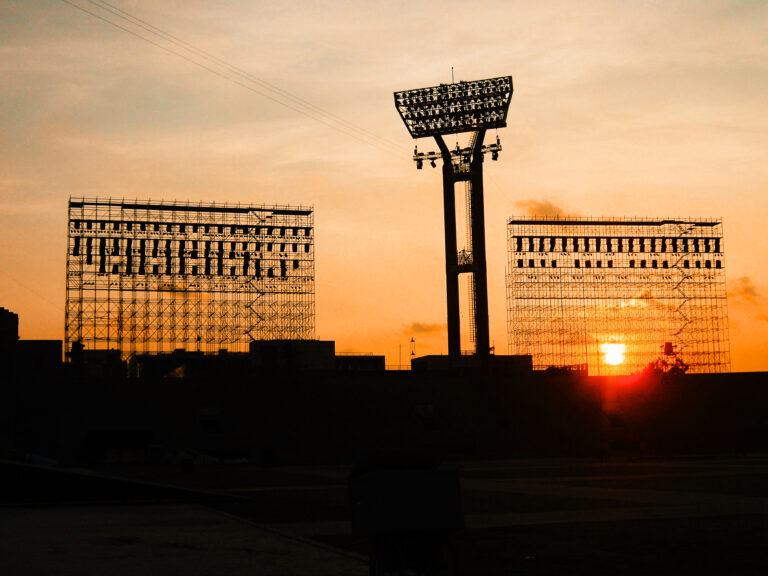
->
[600,343,626,366]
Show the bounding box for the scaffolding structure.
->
[506,217,730,374]
[65,198,315,359]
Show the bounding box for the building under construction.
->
[65,198,315,358]
[506,217,730,374]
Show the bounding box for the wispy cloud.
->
[513,199,575,218]
[729,276,760,305]
[404,322,445,335]
[756,314,768,323]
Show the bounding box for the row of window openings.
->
[71,220,311,237]
[516,259,723,270]
[512,236,721,254]
[84,255,300,278]
[72,237,311,257]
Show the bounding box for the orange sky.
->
[1,1,767,370]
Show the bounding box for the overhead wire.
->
[86,0,404,154]
[0,269,63,312]
[12,0,415,319]
[58,0,404,157]
[0,216,64,312]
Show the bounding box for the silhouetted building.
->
[16,340,62,373]
[0,307,19,348]
[411,354,532,373]
[127,342,383,378]
[68,348,125,381]
[128,349,249,380]
[249,339,335,371]
[507,217,730,374]
[0,306,61,374]
[335,354,386,371]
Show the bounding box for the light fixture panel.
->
[394,76,513,138]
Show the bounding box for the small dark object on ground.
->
[349,467,463,575]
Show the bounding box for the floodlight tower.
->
[394,76,513,361]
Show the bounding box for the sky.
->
[1,0,767,370]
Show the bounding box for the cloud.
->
[757,314,768,323]
[633,289,674,312]
[404,322,445,335]
[513,200,574,218]
[729,276,760,305]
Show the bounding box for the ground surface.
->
[2,455,768,575]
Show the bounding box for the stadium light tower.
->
[394,76,513,361]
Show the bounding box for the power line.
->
[87,0,403,153]
[58,0,403,157]
[0,269,62,312]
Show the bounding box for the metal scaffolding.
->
[65,198,315,359]
[506,217,730,374]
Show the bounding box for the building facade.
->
[65,198,315,358]
[506,217,730,374]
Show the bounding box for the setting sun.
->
[600,343,626,366]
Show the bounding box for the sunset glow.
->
[0,2,767,370]
[601,343,626,366]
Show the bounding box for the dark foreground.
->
[2,454,768,575]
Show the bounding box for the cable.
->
[0,269,63,312]
[58,0,403,157]
[87,0,404,153]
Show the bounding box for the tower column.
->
[436,136,461,358]
[469,130,490,359]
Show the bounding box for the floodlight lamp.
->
[430,159,437,168]
[492,151,498,161]
[394,76,513,138]
[416,159,423,170]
